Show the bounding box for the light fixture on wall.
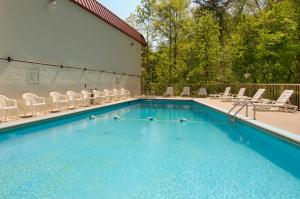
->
[49,0,57,8]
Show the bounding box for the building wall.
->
[0,0,142,105]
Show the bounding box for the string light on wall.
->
[0,56,141,78]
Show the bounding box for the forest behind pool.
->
[127,0,300,91]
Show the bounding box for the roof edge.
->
[70,0,147,46]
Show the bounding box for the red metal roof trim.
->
[70,0,147,46]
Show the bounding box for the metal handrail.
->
[228,101,256,121]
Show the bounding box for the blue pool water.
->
[0,99,300,198]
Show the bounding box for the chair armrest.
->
[36,97,46,103]
[6,99,17,106]
[59,95,69,101]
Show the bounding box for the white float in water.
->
[179,118,187,122]
[147,117,154,121]
[114,115,120,120]
[89,115,96,120]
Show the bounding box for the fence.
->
[142,83,300,109]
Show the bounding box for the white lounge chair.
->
[50,92,70,111]
[181,87,190,97]
[82,90,97,106]
[198,87,207,97]
[67,91,83,108]
[209,87,231,99]
[104,89,116,102]
[255,90,298,112]
[221,88,246,102]
[93,90,107,104]
[113,89,123,101]
[0,95,19,122]
[121,88,131,99]
[238,88,265,103]
[163,87,174,97]
[23,93,47,116]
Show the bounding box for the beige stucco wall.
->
[0,0,142,103]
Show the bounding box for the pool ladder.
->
[228,101,256,122]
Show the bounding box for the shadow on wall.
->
[0,61,141,100]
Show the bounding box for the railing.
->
[228,101,257,121]
[142,83,300,109]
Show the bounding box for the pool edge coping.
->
[191,98,300,145]
[1,97,299,146]
[143,97,300,145]
[0,98,140,133]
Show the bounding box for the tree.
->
[127,0,299,93]
[127,0,158,93]
[155,0,191,84]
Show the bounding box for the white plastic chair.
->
[93,90,107,104]
[104,89,116,102]
[0,95,19,122]
[50,92,70,111]
[181,87,190,97]
[23,93,47,116]
[82,90,97,106]
[113,89,123,101]
[66,91,83,108]
[121,88,131,99]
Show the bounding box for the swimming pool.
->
[0,99,299,198]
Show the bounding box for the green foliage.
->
[127,0,300,90]
[231,0,300,83]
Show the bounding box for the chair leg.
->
[33,106,36,117]
[16,108,19,120]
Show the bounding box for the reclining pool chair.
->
[209,87,231,99]
[221,88,246,102]
[181,87,190,97]
[163,86,174,97]
[255,90,298,112]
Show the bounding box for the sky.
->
[97,0,141,20]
